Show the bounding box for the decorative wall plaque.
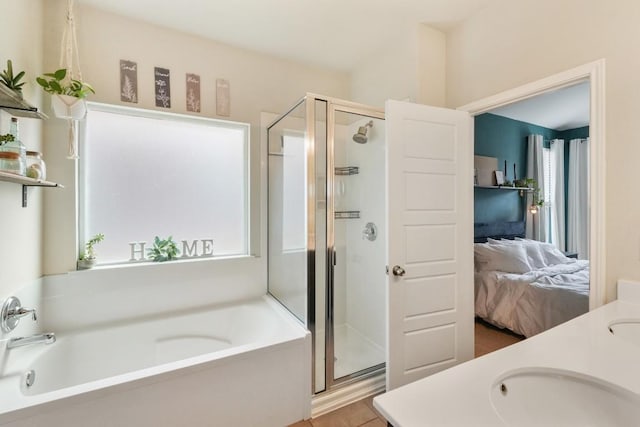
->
[186,73,201,113]
[216,78,230,117]
[120,60,138,103]
[154,67,171,108]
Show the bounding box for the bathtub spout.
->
[7,332,56,349]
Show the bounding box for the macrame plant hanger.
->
[59,0,84,159]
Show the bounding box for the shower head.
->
[352,121,374,144]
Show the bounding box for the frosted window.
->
[80,104,249,264]
[282,131,307,250]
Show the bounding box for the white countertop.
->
[374,283,640,426]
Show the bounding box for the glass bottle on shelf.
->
[26,151,46,180]
[0,118,27,175]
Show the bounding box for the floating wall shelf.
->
[0,171,63,207]
[0,84,48,119]
[474,185,532,191]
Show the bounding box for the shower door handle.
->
[392,265,406,277]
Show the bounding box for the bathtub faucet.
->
[7,332,56,350]
[1,296,37,333]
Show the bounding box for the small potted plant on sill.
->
[36,68,95,120]
[78,233,105,270]
[0,60,26,98]
[147,236,180,262]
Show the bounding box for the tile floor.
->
[290,318,523,426]
[289,394,387,427]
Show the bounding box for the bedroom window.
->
[543,145,560,245]
[79,103,250,265]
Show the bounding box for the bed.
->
[474,221,589,337]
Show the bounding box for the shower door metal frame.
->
[325,100,385,392]
[267,93,386,395]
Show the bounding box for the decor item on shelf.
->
[147,236,180,262]
[494,170,505,185]
[522,177,544,209]
[0,60,26,97]
[78,233,105,269]
[26,151,46,180]
[0,118,26,176]
[0,133,15,145]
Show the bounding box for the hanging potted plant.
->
[36,68,95,120]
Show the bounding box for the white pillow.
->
[487,238,547,269]
[515,238,574,266]
[474,243,532,274]
[539,242,574,265]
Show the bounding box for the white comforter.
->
[475,260,590,337]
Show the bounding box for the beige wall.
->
[0,0,44,297]
[42,1,350,274]
[446,0,640,301]
[350,24,446,108]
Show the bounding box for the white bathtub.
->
[0,295,311,426]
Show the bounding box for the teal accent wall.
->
[474,113,557,223]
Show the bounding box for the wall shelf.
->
[474,185,532,191]
[0,84,48,119]
[0,170,63,207]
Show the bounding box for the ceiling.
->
[488,81,590,131]
[76,0,497,71]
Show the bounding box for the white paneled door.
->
[385,100,474,391]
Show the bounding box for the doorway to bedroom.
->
[471,79,591,347]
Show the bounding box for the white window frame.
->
[78,102,251,266]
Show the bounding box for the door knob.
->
[392,265,406,277]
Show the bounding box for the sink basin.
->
[491,368,640,427]
[609,320,640,345]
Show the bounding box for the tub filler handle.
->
[1,296,37,333]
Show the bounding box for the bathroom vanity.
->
[374,280,640,426]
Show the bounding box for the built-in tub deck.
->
[0,295,310,426]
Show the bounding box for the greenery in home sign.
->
[147,236,180,262]
[36,68,95,98]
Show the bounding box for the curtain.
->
[567,138,590,259]
[550,139,566,250]
[526,134,546,241]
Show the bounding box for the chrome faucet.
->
[1,296,37,333]
[7,332,56,349]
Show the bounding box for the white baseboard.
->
[311,372,386,418]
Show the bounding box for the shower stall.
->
[267,94,386,394]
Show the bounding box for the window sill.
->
[73,254,257,273]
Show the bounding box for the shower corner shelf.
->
[335,166,359,176]
[335,210,360,219]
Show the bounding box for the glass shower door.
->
[329,108,386,382]
[267,97,329,394]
